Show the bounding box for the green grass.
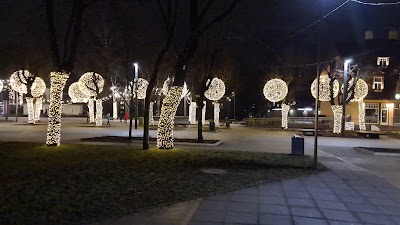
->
[0,142,325,225]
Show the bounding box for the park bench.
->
[300,129,323,136]
[357,131,382,139]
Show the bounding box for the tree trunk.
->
[196,97,204,141]
[358,100,366,131]
[331,105,343,134]
[213,102,220,127]
[129,96,133,139]
[26,97,35,124]
[95,99,103,126]
[88,98,95,123]
[157,86,183,149]
[34,97,43,122]
[46,72,69,146]
[281,103,290,130]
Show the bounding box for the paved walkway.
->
[2,118,400,224]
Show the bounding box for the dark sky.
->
[1,0,400,117]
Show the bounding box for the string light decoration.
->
[128,78,149,99]
[95,99,103,126]
[10,70,32,94]
[46,72,70,146]
[0,80,3,92]
[19,92,23,105]
[202,101,206,125]
[213,102,220,127]
[358,100,366,131]
[150,102,155,126]
[263,78,288,103]
[68,82,89,103]
[113,101,118,119]
[331,105,343,134]
[35,97,43,122]
[26,97,35,124]
[157,86,183,149]
[311,75,339,101]
[205,78,226,101]
[31,77,46,98]
[189,102,197,124]
[162,78,189,99]
[281,103,290,129]
[78,72,104,96]
[88,98,95,123]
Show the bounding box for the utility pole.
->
[134,63,139,129]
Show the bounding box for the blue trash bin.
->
[291,134,304,156]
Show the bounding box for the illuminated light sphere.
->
[31,77,46,98]
[205,78,226,101]
[78,72,104,97]
[0,80,3,92]
[331,105,343,134]
[46,71,70,146]
[68,82,89,103]
[342,78,368,102]
[157,86,183,149]
[311,74,339,101]
[130,78,149,100]
[263,78,288,103]
[10,70,33,94]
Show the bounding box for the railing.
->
[244,117,333,128]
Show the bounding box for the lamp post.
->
[341,59,352,135]
[134,63,139,129]
[231,92,236,120]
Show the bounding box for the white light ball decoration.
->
[342,78,368,102]
[157,86,183,149]
[46,72,70,146]
[281,103,290,130]
[95,99,103,126]
[311,75,339,101]
[31,77,46,98]
[205,78,226,101]
[68,82,89,103]
[10,70,33,94]
[0,80,3,92]
[132,78,149,100]
[26,97,35,124]
[331,105,343,134]
[78,72,104,97]
[263,79,288,103]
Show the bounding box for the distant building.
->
[320,30,400,127]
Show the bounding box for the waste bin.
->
[209,120,215,131]
[291,134,304,156]
[225,117,230,128]
[138,117,144,125]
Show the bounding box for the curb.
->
[353,147,400,157]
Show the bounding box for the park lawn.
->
[0,142,325,225]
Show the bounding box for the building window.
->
[377,57,390,68]
[365,103,379,124]
[394,104,400,124]
[373,77,384,92]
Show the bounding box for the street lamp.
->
[134,63,139,129]
[231,91,236,120]
[341,59,352,135]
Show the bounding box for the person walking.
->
[106,113,111,125]
[119,110,124,122]
[123,112,129,123]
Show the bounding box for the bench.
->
[300,129,323,136]
[357,131,382,139]
[174,120,190,127]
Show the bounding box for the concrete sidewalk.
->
[92,150,400,225]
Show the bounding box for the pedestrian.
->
[123,112,129,123]
[119,110,124,122]
[106,113,111,125]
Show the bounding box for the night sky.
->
[1,0,400,118]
